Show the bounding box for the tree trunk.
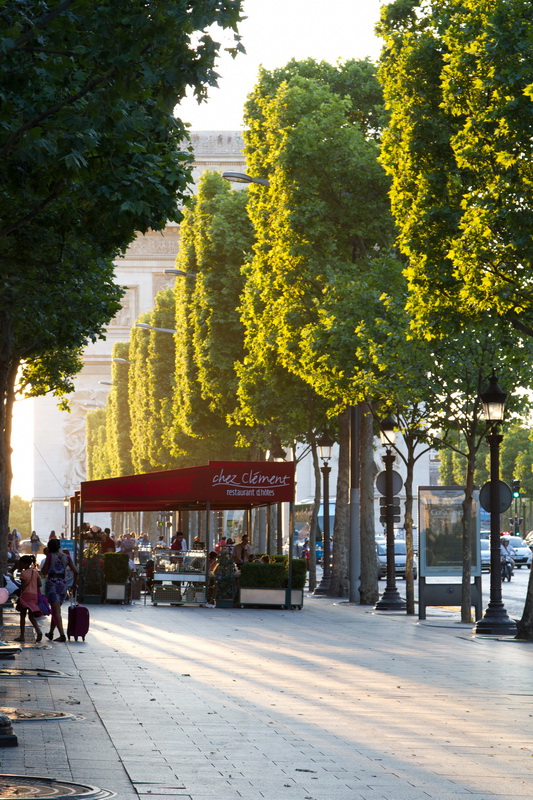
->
[0,313,16,582]
[330,408,350,597]
[359,401,379,604]
[308,441,321,593]
[403,433,416,615]
[516,566,533,640]
[461,441,475,623]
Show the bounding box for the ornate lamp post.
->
[314,432,335,595]
[475,372,517,635]
[375,415,406,611]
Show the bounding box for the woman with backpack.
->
[41,538,78,642]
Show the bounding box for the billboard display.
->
[418,486,480,577]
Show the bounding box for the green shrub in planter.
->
[240,562,286,589]
[271,554,288,566]
[103,552,130,583]
[291,559,307,590]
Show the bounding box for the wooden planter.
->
[239,587,304,609]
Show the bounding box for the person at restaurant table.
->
[101,528,116,554]
[170,532,187,552]
[233,534,252,566]
[120,532,136,558]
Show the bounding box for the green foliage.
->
[8,495,31,536]
[378,0,533,335]
[0,0,245,555]
[240,558,306,589]
[144,288,181,471]
[189,172,254,417]
[242,59,396,415]
[106,342,132,477]
[165,181,251,465]
[240,561,286,588]
[86,408,108,481]
[129,323,153,473]
[500,425,533,497]
[103,552,130,583]
[291,558,307,590]
[215,547,236,601]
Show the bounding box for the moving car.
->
[377,539,417,580]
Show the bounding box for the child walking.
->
[15,555,43,642]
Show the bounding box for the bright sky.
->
[10,0,384,501]
[176,0,384,130]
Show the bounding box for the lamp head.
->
[379,414,397,447]
[317,431,335,462]
[480,370,506,422]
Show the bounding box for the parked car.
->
[504,536,532,569]
[376,539,417,580]
[480,538,491,571]
[480,530,490,540]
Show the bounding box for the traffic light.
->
[512,479,521,498]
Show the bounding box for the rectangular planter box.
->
[105,583,128,603]
[239,588,304,608]
[80,594,102,604]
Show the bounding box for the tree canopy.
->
[378,0,533,336]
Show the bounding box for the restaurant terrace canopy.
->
[78,460,295,514]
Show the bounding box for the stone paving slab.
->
[0,598,532,799]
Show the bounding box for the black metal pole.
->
[375,449,406,611]
[475,429,516,635]
[314,462,331,595]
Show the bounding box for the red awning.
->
[79,460,295,513]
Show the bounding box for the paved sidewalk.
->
[0,595,531,800]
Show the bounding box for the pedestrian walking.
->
[41,538,78,642]
[14,555,43,642]
[30,531,41,556]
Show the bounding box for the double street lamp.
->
[375,415,406,612]
[475,372,517,636]
[314,432,335,595]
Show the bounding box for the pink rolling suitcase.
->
[67,602,90,641]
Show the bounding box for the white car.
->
[504,537,532,569]
[480,538,491,571]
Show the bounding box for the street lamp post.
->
[63,497,69,537]
[375,415,406,611]
[314,432,335,595]
[475,372,517,636]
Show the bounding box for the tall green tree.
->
[243,58,396,602]
[0,0,245,562]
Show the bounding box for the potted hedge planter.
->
[239,558,306,609]
[79,541,104,603]
[103,552,130,603]
[215,548,237,608]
